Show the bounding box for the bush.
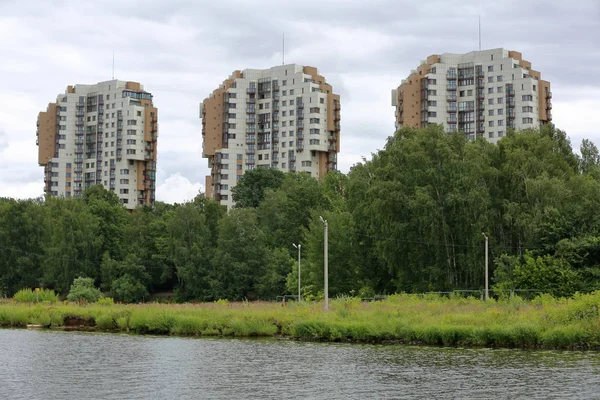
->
[96,296,115,306]
[13,288,58,303]
[66,277,102,303]
[111,275,147,303]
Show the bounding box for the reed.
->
[1,292,600,349]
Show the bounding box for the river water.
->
[0,329,599,399]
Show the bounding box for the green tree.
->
[211,208,270,300]
[231,168,285,208]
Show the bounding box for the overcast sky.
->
[1,0,599,203]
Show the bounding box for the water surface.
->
[0,329,598,399]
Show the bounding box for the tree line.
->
[2,124,600,301]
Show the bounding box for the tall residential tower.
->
[37,80,158,209]
[392,49,552,142]
[200,64,341,208]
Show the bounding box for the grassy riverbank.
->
[2,292,600,349]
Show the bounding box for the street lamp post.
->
[319,216,329,311]
[292,243,301,302]
[482,232,489,301]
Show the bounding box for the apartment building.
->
[392,49,552,143]
[37,80,158,209]
[200,64,341,208]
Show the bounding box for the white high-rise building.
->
[200,64,341,208]
[37,80,158,209]
[392,48,552,143]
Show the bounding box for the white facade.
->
[393,48,552,143]
[37,80,158,209]
[201,64,341,208]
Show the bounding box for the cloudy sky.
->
[1,0,599,203]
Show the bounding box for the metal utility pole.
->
[293,243,301,302]
[482,232,489,300]
[319,216,329,311]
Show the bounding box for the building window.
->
[497,109,504,115]
[309,139,320,145]
[488,98,494,105]
[119,189,129,194]
[487,65,494,72]
[488,110,494,116]
[427,90,437,95]
[427,101,437,107]
[126,139,136,145]
[497,86,503,93]
[497,97,503,104]
[309,118,320,123]
[488,88,494,94]
[522,95,533,101]
[498,120,504,126]
[489,132,495,138]
[120,169,129,175]
[120,179,129,184]
[126,149,136,154]
[427,111,437,117]
[498,131,504,137]
[497,76,503,82]
[302,161,312,167]
[489,121,494,127]
[488,77,493,83]
[522,106,534,113]
[522,117,534,124]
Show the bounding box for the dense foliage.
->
[2,124,600,300]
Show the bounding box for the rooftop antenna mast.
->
[282,33,285,65]
[112,50,115,79]
[478,15,481,51]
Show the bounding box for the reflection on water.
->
[0,329,599,399]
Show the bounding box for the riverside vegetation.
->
[3,124,600,303]
[2,292,600,349]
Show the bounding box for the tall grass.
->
[2,292,600,349]
[13,288,59,303]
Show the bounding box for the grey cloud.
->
[1,0,599,203]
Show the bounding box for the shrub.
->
[66,277,102,303]
[96,296,115,306]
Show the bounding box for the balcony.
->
[246,148,255,154]
[246,87,256,94]
[334,103,341,111]
[446,72,457,80]
[447,95,457,102]
[246,159,255,165]
[447,118,457,124]
[247,97,256,104]
[507,89,515,97]
[546,103,553,110]
[546,91,552,99]
[446,85,457,91]
[272,135,279,143]
[246,108,256,114]
[297,102,304,109]
[245,137,255,145]
[328,144,336,151]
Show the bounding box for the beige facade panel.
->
[37,103,57,165]
[205,175,213,199]
[126,81,142,91]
